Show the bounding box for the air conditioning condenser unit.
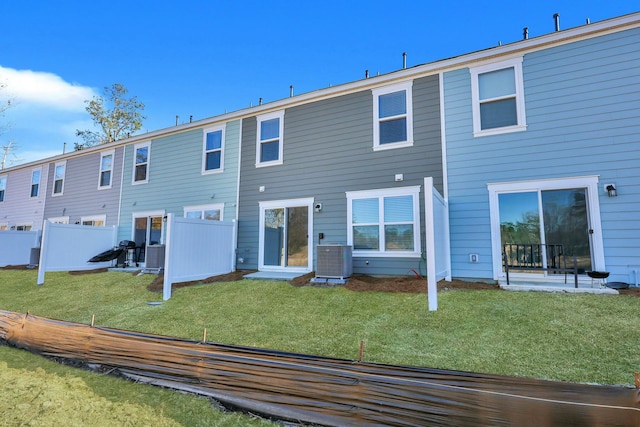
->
[316,245,352,279]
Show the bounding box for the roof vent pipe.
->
[290,85,294,97]
[175,115,179,126]
[259,97,263,106]
[523,27,529,40]
[365,69,369,79]
[586,18,590,24]
[189,115,193,123]
[553,13,560,31]
[402,52,407,69]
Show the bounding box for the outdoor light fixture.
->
[606,184,617,197]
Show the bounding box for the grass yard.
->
[1,269,639,425]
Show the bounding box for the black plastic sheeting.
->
[1,310,638,426]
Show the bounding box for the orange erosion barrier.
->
[1,310,639,426]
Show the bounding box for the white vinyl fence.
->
[424,177,452,311]
[0,231,41,267]
[37,221,118,285]
[163,214,237,300]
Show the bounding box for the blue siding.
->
[444,27,640,282]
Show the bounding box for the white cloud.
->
[0,66,95,112]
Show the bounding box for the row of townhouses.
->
[1,12,639,286]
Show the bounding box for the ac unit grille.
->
[146,245,165,270]
[316,245,352,279]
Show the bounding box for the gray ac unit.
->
[29,247,40,266]
[316,245,352,279]
[146,244,165,270]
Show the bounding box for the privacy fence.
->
[1,310,638,426]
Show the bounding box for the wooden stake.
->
[635,372,640,389]
[202,328,207,344]
[359,340,365,362]
[90,314,95,328]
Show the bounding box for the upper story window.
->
[0,175,6,202]
[30,169,41,198]
[372,81,414,151]
[346,186,421,257]
[256,111,284,167]
[99,150,114,189]
[133,142,150,184]
[184,203,224,221]
[202,126,225,174]
[48,216,69,224]
[470,57,526,137]
[52,161,66,196]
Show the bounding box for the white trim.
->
[97,149,115,190]
[201,125,225,175]
[487,175,604,280]
[346,185,421,258]
[255,110,284,167]
[132,142,150,185]
[438,72,449,200]
[258,197,314,272]
[30,167,42,198]
[51,161,66,196]
[372,81,414,151]
[183,203,225,221]
[0,174,6,203]
[470,57,527,137]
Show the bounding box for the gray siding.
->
[43,147,124,227]
[0,164,48,230]
[237,75,443,275]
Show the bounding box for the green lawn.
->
[1,270,639,425]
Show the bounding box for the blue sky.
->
[1,1,637,166]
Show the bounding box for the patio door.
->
[132,211,164,262]
[489,177,605,281]
[259,198,313,272]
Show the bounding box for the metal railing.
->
[503,243,578,288]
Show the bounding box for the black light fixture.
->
[606,184,617,197]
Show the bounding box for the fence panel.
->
[37,221,117,284]
[0,231,40,267]
[163,214,236,300]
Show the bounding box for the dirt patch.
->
[148,270,497,294]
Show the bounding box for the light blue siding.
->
[118,121,241,242]
[444,27,640,282]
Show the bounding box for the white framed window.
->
[256,110,284,167]
[48,216,69,224]
[52,161,66,196]
[81,214,106,226]
[372,81,414,151]
[184,203,224,221]
[98,150,114,189]
[202,126,225,174]
[471,57,526,137]
[0,175,6,202]
[346,186,421,257]
[15,222,33,231]
[133,142,150,184]
[30,168,41,198]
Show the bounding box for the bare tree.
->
[75,83,146,150]
[0,81,18,169]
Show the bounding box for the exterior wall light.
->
[605,184,617,197]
